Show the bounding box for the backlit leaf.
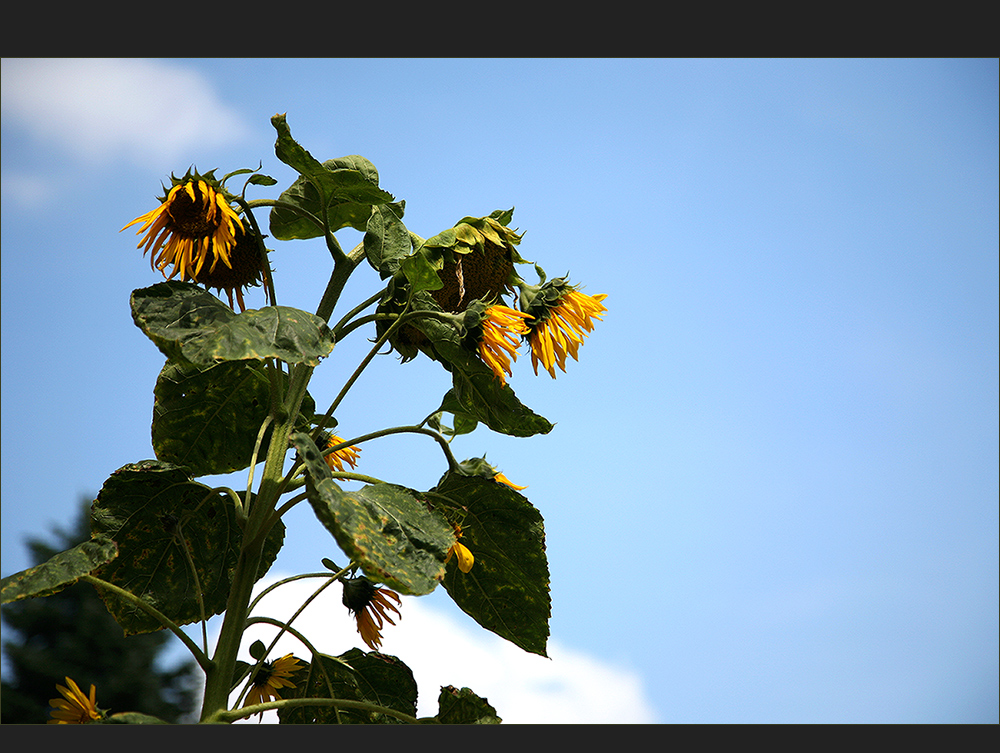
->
[131,281,335,367]
[90,461,284,635]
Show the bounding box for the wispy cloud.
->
[229,574,659,724]
[2,58,252,171]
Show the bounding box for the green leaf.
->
[1,537,118,605]
[434,685,502,724]
[292,432,454,596]
[432,468,550,656]
[278,649,417,724]
[152,359,315,478]
[404,296,553,437]
[364,201,411,277]
[425,405,479,439]
[271,113,326,179]
[268,117,395,240]
[90,461,284,635]
[131,281,335,367]
[399,250,445,293]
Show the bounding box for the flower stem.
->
[82,575,211,673]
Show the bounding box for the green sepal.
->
[277,649,417,725]
[420,208,528,265]
[152,358,315,478]
[433,685,502,724]
[292,432,455,596]
[1,536,118,605]
[131,281,335,368]
[89,461,285,635]
[431,465,550,657]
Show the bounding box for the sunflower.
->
[341,575,402,651]
[474,304,534,383]
[520,280,608,378]
[379,211,526,362]
[319,431,362,473]
[242,653,303,717]
[122,170,264,310]
[48,677,102,724]
[446,523,475,574]
[494,471,528,491]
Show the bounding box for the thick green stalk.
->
[199,364,312,721]
[198,244,363,722]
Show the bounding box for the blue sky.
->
[2,58,997,723]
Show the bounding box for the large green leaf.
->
[90,461,284,635]
[292,432,454,596]
[432,467,550,657]
[269,115,394,241]
[152,359,315,478]
[403,295,553,437]
[131,281,335,367]
[1,537,118,604]
[278,649,417,724]
[364,200,411,277]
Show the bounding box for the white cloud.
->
[1,58,251,170]
[226,574,659,724]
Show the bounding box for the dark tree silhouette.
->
[2,499,200,723]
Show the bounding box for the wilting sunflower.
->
[122,170,265,310]
[242,653,303,717]
[474,304,533,383]
[341,575,402,651]
[319,431,362,473]
[379,211,527,362]
[48,677,103,724]
[519,279,608,378]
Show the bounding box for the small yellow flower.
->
[320,432,362,473]
[494,471,528,491]
[242,653,303,717]
[341,576,402,651]
[122,170,263,310]
[477,304,533,383]
[48,676,102,724]
[524,287,607,378]
[446,523,475,573]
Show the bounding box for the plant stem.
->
[82,575,212,673]
[207,696,420,725]
[198,239,365,722]
[198,364,312,721]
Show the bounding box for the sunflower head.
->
[380,210,528,361]
[461,300,533,383]
[517,276,608,378]
[421,210,526,312]
[48,677,104,724]
[122,168,266,311]
[318,430,362,473]
[341,575,402,651]
[242,653,303,718]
